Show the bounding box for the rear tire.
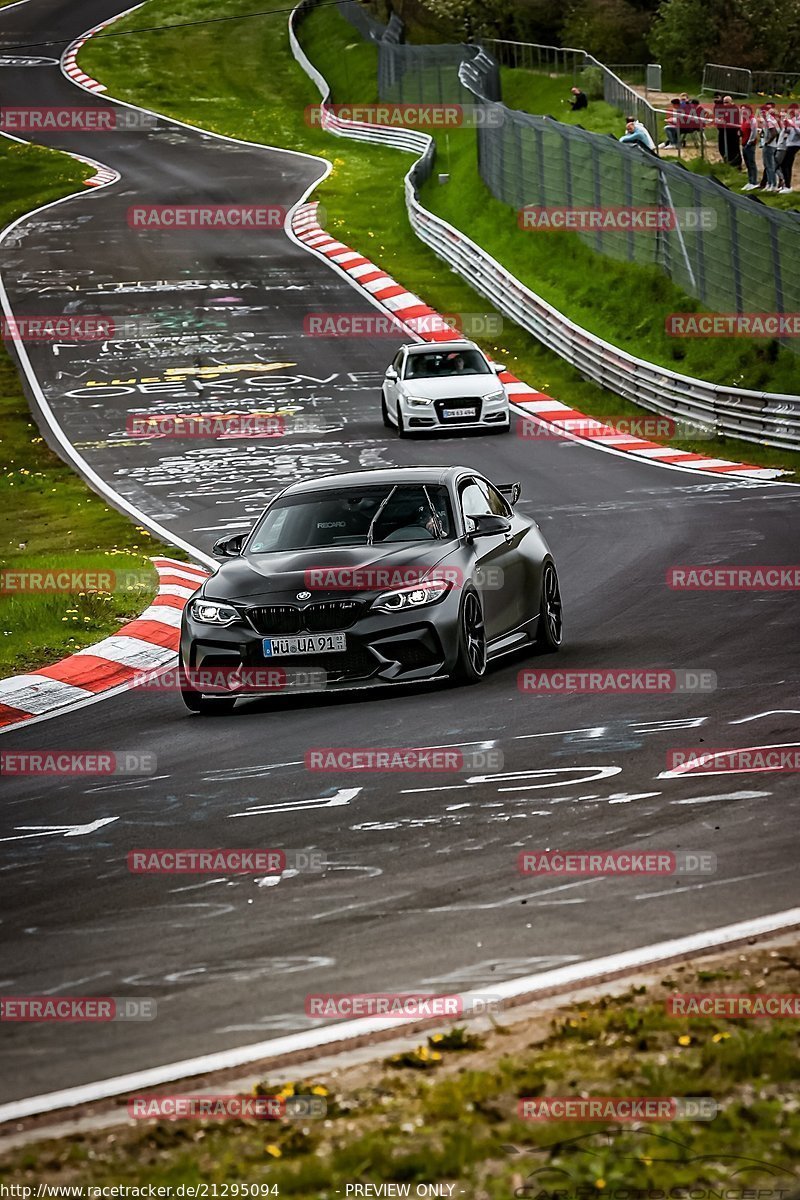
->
[454,589,487,684]
[381,392,392,429]
[535,561,563,652]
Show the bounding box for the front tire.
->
[397,405,410,439]
[381,391,393,429]
[535,561,563,652]
[454,589,487,683]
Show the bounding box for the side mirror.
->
[466,514,511,540]
[492,363,507,374]
[498,481,522,505]
[212,532,247,558]
[385,365,398,380]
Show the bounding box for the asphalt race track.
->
[1,0,799,1107]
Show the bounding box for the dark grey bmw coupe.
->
[179,466,562,712]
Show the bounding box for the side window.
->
[393,350,405,375]
[459,480,494,532]
[482,480,511,517]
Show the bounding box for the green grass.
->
[78,0,799,480]
[0,141,180,676]
[2,945,799,1192]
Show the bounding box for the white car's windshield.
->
[403,349,491,380]
[248,485,454,552]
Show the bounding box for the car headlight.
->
[484,389,506,403]
[372,580,453,612]
[406,395,433,406]
[189,599,239,625]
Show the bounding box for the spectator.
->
[740,107,759,189]
[720,95,742,167]
[687,98,708,132]
[679,92,691,114]
[759,103,780,191]
[775,111,790,189]
[569,86,588,111]
[777,107,800,192]
[712,93,726,160]
[660,99,684,148]
[620,117,657,154]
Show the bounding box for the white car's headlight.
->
[189,599,239,625]
[372,580,453,612]
[406,395,433,407]
[484,389,506,403]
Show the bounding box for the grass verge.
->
[2,941,798,1192]
[78,0,798,478]
[0,140,182,677]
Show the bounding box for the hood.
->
[402,375,502,400]
[204,540,459,601]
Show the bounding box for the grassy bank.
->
[0,141,179,677]
[79,0,798,477]
[2,942,798,1192]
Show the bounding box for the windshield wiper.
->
[422,485,444,539]
[366,486,397,545]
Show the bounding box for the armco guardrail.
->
[289,0,800,452]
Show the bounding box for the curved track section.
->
[0,0,798,1109]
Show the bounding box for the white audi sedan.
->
[381,340,510,436]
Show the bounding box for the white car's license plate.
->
[263,633,346,656]
[443,406,476,419]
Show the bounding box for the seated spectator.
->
[660,99,684,148]
[686,99,708,131]
[569,86,588,111]
[620,117,657,154]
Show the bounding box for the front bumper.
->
[400,395,509,431]
[180,592,464,697]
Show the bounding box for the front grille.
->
[305,600,362,631]
[434,397,482,423]
[246,600,364,636]
[247,605,301,635]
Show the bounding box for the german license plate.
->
[263,633,346,656]
[443,406,475,419]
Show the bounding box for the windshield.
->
[403,349,491,380]
[248,485,455,552]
